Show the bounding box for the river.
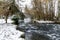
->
[17,20,60,40]
[25,23,60,40]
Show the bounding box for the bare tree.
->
[0,1,19,23]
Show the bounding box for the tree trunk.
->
[5,16,8,23]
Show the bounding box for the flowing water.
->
[25,24,60,40]
[17,20,60,40]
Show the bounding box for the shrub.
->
[12,15,19,25]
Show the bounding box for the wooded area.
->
[0,0,60,23]
[24,0,60,21]
[0,0,20,23]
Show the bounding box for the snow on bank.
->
[0,24,24,40]
[34,20,55,23]
[0,19,13,24]
[24,18,31,24]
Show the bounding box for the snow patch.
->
[34,20,55,23]
[24,18,31,24]
[0,24,24,40]
[0,19,13,24]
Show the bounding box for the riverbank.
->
[34,20,60,24]
[0,23,24,40]
[0,18,25,40]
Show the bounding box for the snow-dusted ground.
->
[0,19,13,24]
[0,19,24,40]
